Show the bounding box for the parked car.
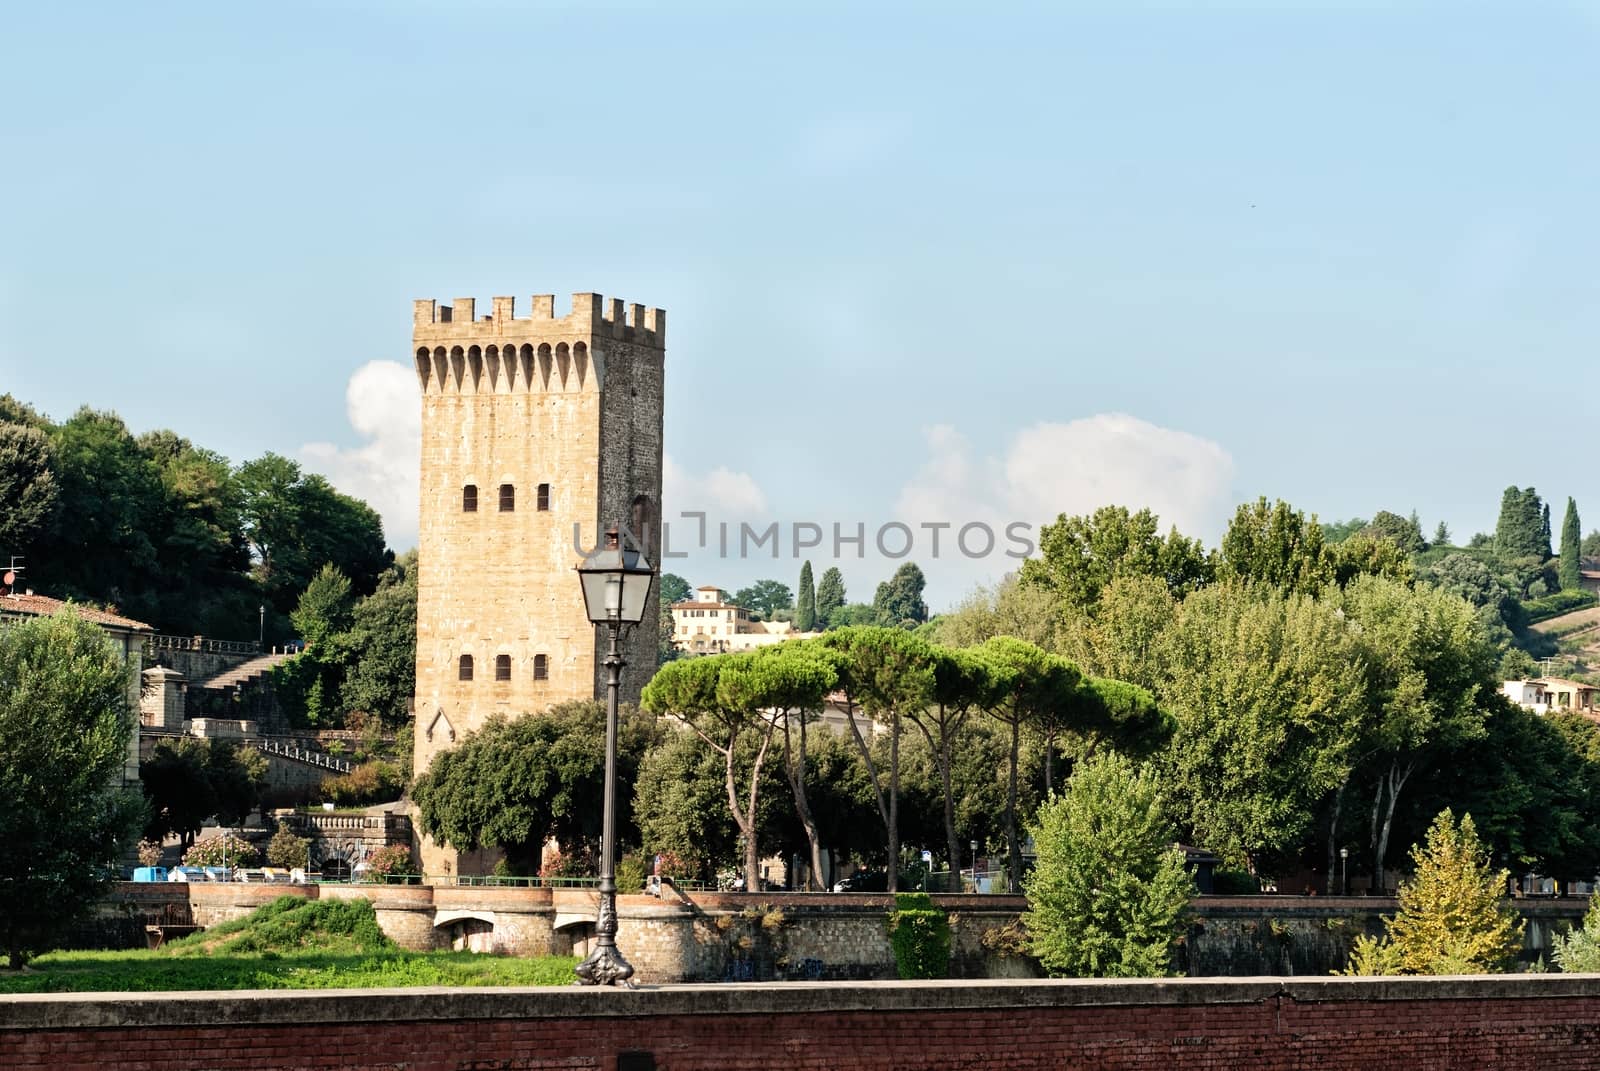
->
[831,869,887,893]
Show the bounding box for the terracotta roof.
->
[0,592,153,631]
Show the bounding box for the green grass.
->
[0,896,578,994]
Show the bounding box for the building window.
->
[499,484,515,511]
[537,483,550,511]
[462,485,478,512]
[533,654,549,681]
[458,655,474,681]
[495,655,511,681]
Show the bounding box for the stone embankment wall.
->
[94,884,1589,981]
[9,976,1600,1071]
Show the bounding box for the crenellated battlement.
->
[412,292,665,349]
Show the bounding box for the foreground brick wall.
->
[7,976,1600,1071]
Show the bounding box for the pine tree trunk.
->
[1007,716,1023,893]
[887,710,901,893]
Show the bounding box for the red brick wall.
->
[7,977,1600,1070]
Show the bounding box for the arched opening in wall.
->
[467,345,483,388]
[449,346,465,390]
[537,343,552,388]
[630,494,654,548]
[415,347,432,390]
[495,654,511,681]
[485,344,501,390]
[458,655,474,682]
[498,483,515,512]
[533,654,549,681]
[462,484,478,512]
[555,342,570,388]
[537,483,550,511]
[433,348,448,388]
[439,916,496,954]
[519,343,535,388]
[573,341,588,387]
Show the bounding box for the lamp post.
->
[258,605,265,650]
[1340,847,1349,896]
[573,529,655,988]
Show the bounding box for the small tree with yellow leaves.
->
[1344,810,1522,975]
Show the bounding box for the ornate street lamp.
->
[573,529,655,988]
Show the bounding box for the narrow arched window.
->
[495,654,511,681]
[499,483,515,511]
[537,483,550,511]
[533,654,549,681]
[458,655,474,681]
[462,485,478,512]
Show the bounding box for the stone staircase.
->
[196,652,295,692]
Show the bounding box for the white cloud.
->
[298,360,420,552]
[662,454,768,517]
[894,414,1236,607]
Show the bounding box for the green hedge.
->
[887,892,950,979]
[1525,590,1599,625]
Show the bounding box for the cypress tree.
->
[1542,503,1553,559]
[794,560,817,632]
[1560,498,1583,591]
[815,567,846,629]
[1494,487,1546,561]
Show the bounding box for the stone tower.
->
[411,293,665,862]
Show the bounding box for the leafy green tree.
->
[32,407,164,616]
[1321,517,1369,545]
[1433,521,1451,546]
[975,636,1082,891]
[658,574,692,607]
[1559,498,1583,591]
[288,564,355,726]
[1494,486,1548,561]
[1343,575,1494,887]
[723,645,836,888]
[1583,530,1600,558]
[141,737,266,845]
[907,646,1002,886]
[1553,894,1600,973]
[1345,810,1521,976]
[338,553,418,726]
[267,821,311,870]
[1329,532,1415,589]
[1021,505,1213,613]
[794,561,817,632]
[1061,575,1176,693]
[934,574,1060,651]
[237,453,389,625]
[0,423,58,563]
[732,579,793,620]
[642,654,788,890]
[827,602,880,629]
[1365,510,1425,554]
[1161,582,1366,873]
[1218,497,1332,595]
[0,612,144,968]
[815,567,847,625]
[1024,753,1194,978]
[873,562,930,628]
[820,626,939,891]
[412,701,660,873]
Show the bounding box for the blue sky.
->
[3,2,1597,608]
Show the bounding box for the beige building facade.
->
[411,292,665,873]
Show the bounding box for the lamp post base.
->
[574,943,637,989]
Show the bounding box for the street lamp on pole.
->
[258,605,265,650]
[573,528,655,988]
[1340,847,1349,896]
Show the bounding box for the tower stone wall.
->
[411,292,664,874]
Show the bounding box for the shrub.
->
[266,822,310,871]
[183,833,259,868]
[1552,895,1600,972]
[1024,753,1194,978]
[887,892,950,980]
[1342,810,1522,976]
[616,854,647,894]
[1210,869,1261,895]
[322,761,404,807]
[137,840,164,868]
[364,844,417,882]
[1523,589,1599,625]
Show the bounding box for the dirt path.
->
[1530,605,1600,635]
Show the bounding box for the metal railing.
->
[254,738,353,773]
[146,633,261,656]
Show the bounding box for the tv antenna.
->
[1,557,21,596]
